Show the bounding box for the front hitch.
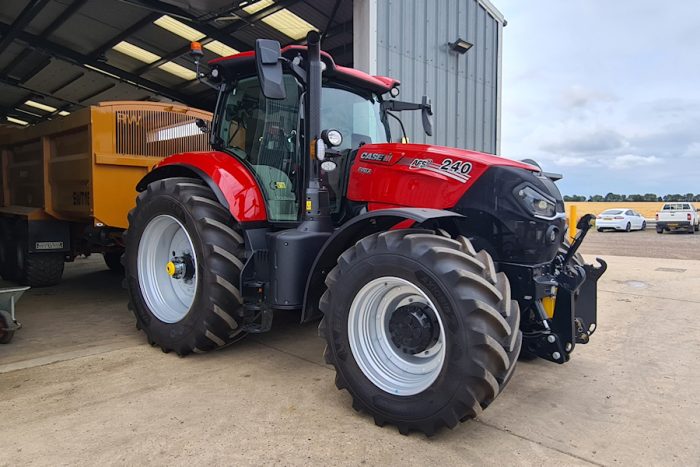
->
[524,213,608,363]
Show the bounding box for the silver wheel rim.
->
[348,276,446,396]
[137,215,198,323]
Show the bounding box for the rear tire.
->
[656,226,663,234]
[641,221,646,231]
[124,177,246,356]
[319,229,521,435]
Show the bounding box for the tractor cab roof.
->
[209,45,400,96]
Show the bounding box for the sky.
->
[497,0,700,196]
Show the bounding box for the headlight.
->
[516,185,556,218]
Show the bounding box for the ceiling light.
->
[7,116,29,126]
[25,100,57,112]
[154,15,205,42]
[158,62,197,80]
[58,111,70,116]
[204,40,239,57]
[243,0,273,14]
[113,41,160,64]
[448,38,473,54]
[243,0,317,40]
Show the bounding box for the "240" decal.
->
[439,159,472,175]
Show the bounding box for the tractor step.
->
[241,303,273,333]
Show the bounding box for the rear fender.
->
[301,208,464,323]
[136,152,267,223]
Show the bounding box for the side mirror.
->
[577,213,596,230]
[255,39,286,100]
[195,118,209,133]
[421,95,433,137]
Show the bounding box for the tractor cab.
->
[204,45,427,224]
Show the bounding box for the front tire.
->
[625,222,631,232]
[124,178,246,356]
[319,230,521,435]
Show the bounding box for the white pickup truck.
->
[656,202,700,234]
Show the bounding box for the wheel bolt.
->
[547,335,556,343]
[552,352,561,360]
[565,343,572,351]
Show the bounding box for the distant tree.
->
[628,194,643,202]
[694,194,700,202]
[657,197,663,202]
[589,195,604,202]
[643,193,658,202]
[685,193,694,201]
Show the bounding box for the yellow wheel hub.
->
[166,261,176,277]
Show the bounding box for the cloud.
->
[540,129,627,155]
[561,85,616,109]
[683,143,700,159]
[497,0,700,194]
[605,154,661,170]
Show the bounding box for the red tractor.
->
[124,32,606,435]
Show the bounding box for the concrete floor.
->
[1,253,699,466]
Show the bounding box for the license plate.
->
[603,217,612,220]
[35,241,64,250]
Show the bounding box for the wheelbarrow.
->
[0,286,29,344]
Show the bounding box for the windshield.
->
[321,86,389,150]
[663,203,690,210]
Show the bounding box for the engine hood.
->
[346,143,539,209]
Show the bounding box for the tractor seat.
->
[252,165,297,221]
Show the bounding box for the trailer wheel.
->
[20,251,64,287]
[0,310,15,344]
[103,251,124,273]
[124,177,246,356]
[0,237,20,282]
[319,230,521,435]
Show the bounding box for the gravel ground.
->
[578,225,700,260]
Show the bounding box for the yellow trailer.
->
[0,101,212,286]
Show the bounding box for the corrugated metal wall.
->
[375,0,501,153]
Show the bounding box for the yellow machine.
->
[0,101,212,286]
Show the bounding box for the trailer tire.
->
[0,310,15,344]
[319,229,521,435]
[20,252,64,287]
[0,238,21,282]
[124,177,246,356]
[103,251,124,273]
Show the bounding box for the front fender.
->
[137,151,267,223]
[300,208,464,323]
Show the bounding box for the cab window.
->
[219,75,301,222]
